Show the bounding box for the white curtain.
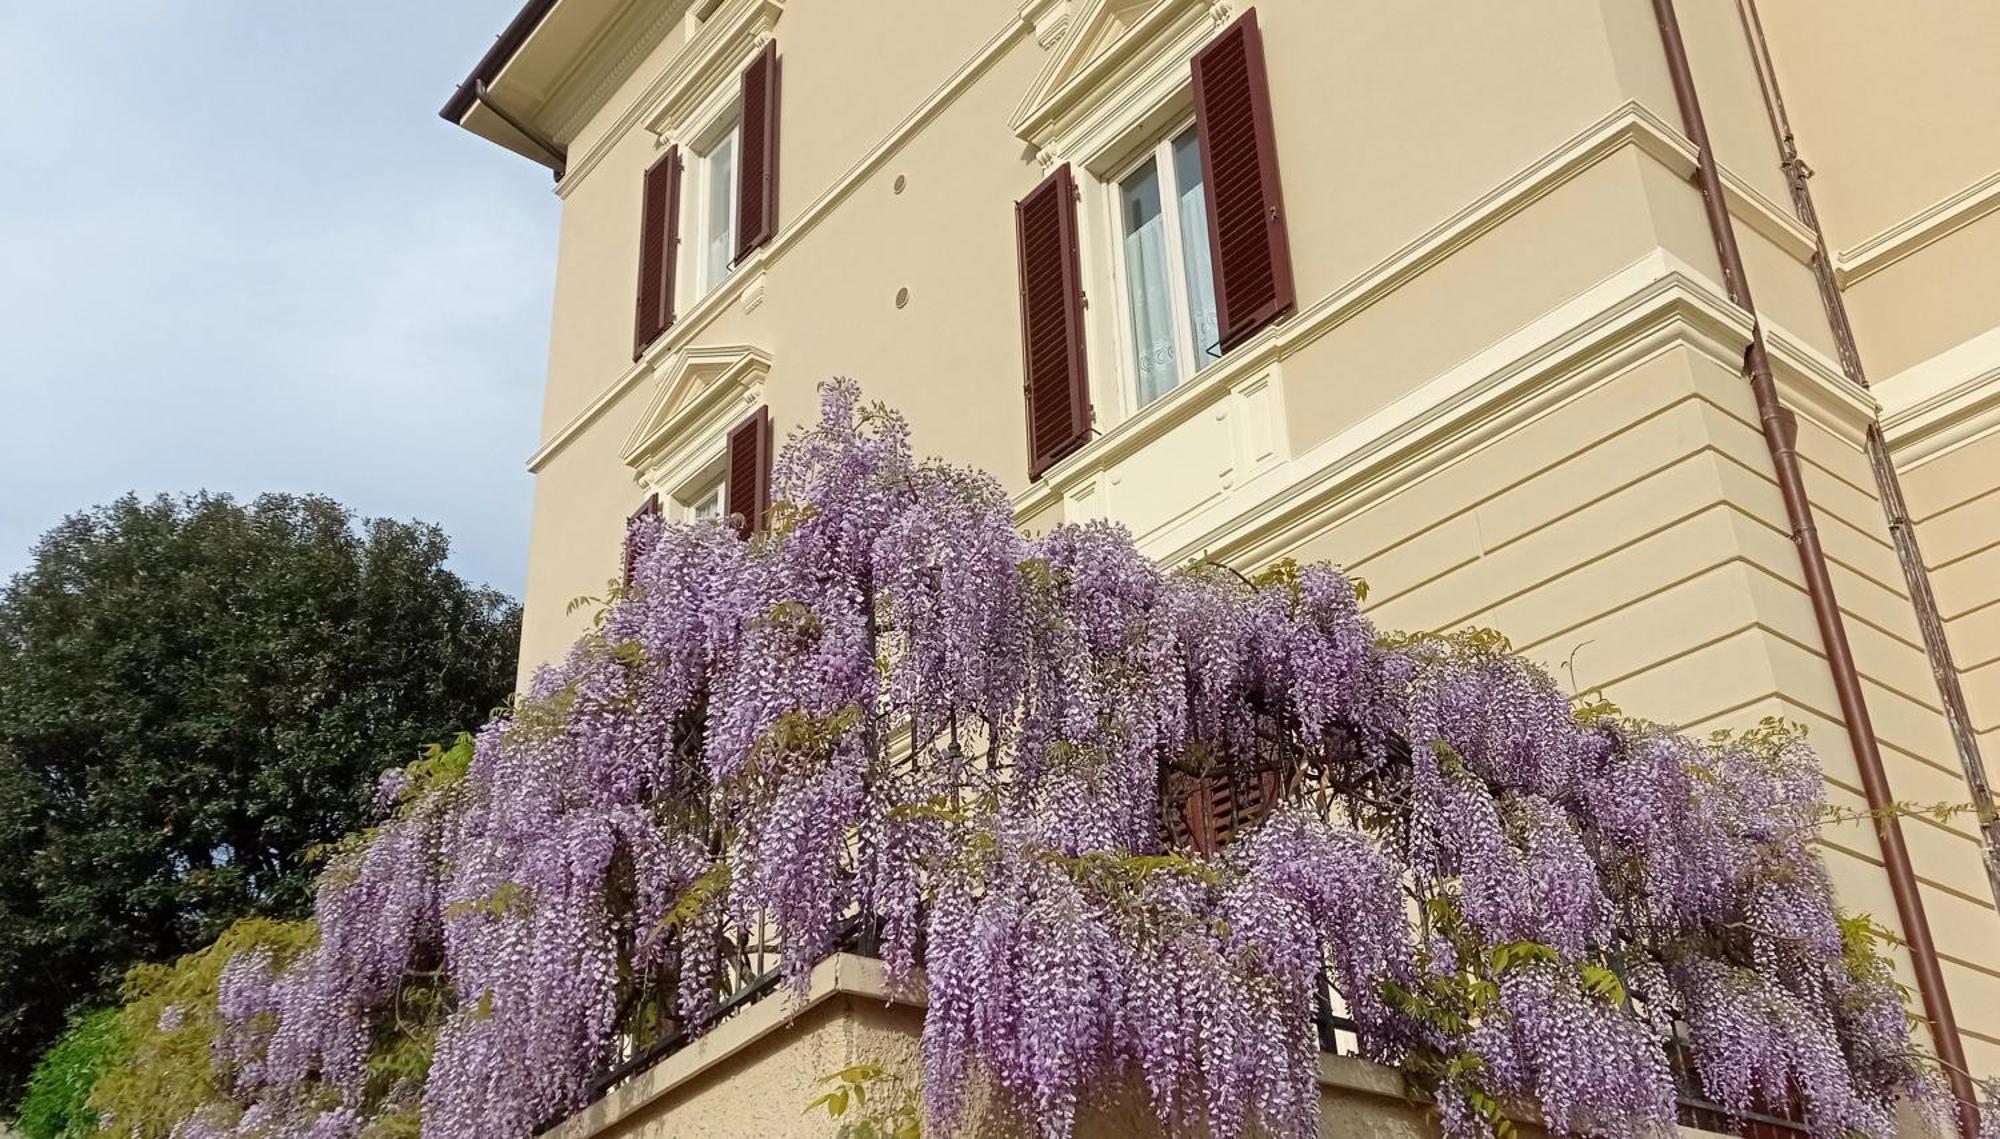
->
[1121,163,1178,407]
[1173,130,1220,365]
[705,131,737,292]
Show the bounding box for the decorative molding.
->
[1015,197,1874,564]
[527,246,769,473]
[1271,100,1813,378]
[1877,327,2000,469]
[1067,252,1875,574]
[1632,118,1816,267]
[621,344,772,496]
[1835,168,2000,287]
[535,92,1823,495]
[641,0,782,141]
[531,13,1029,471]
[556,0,785,198]
[544,0,697,146]
[738,268,768,313]
[1021,0,1074,47]
[1026,335,1292,536]
[1009,0,1226,160]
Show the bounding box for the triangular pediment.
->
[1063,0,1159,85]
[1014,0,1168,132]
[620,343,772,472]
[1011,0,1223,148]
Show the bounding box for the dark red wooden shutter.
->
[1015,164,1091,479]
[1192,9,1294,353]
[634,147,682,359]
[726,406,771,540]
[736,41,780,259]
[623,493,662,586]
[1168,769,1281,856]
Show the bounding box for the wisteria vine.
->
[121,380,1975,1139]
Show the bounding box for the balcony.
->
[542,920,1806,1139]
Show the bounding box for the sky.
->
[0,1,559,597]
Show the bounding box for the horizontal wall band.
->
[1012,98,1831,523]
[1836,168,2000,288]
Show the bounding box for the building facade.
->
[442,0,2000,1132]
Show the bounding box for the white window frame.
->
[683,102,743,304]
[674,463,728,524]
[1104,119,1216,412]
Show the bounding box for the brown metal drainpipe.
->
[1649,1,1980,1131]
[1733,0,2000,917]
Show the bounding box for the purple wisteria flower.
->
[166,380,1971,1139]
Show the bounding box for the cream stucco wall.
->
[1898,427,2000,788]
[484,0,2000,1095]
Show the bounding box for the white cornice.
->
[1276,100,1812,373]
[1877,327,2000,469]
[543,0,694,146]
[1644,129,1816,266]
[1835,169,2000,288]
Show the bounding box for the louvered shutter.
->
[633,147,682,359]
[736,40,780,259]
[1015,164,1091,479]
[1192,9,1294,352]
[1168,769,1282,856]
[726,406,771,540]
[623,493,662,586]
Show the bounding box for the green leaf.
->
[1579,963,1626,1005]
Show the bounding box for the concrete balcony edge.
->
[542,953,1764,1139]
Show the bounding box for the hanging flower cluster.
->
[121,380,1963,1139]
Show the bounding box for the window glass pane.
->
[1120,159,1179,407]
[1172,129,1219,365]
[695,483,723,521]
[705,130,737,291]
[688,481,724,522]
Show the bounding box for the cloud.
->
[0,1,556,595]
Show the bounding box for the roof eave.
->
[439,0,563,125]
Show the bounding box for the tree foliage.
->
[17,1008,125,1139]
[65,388,1995,1139]
[0,493,520,1102]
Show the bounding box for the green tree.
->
[0,493,519,1103]
[16,1008,124,1139]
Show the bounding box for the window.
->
[1010,8,1287,479]
[690,113,742,299]
[1113,126,1220,408]
[681,477,725,523]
